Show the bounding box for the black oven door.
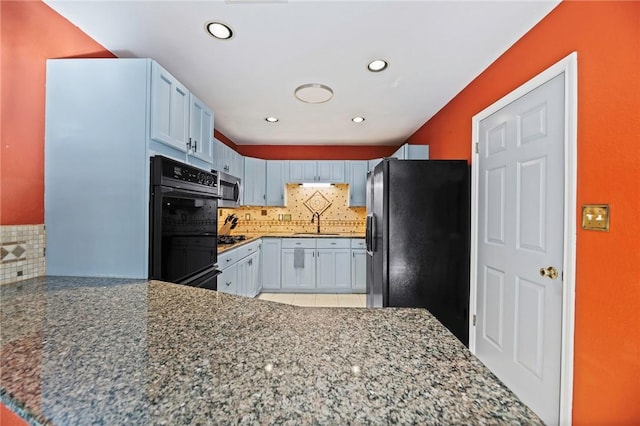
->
[150,186,220,289]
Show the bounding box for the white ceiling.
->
[44,0,559,146]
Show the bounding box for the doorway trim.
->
[469,52,577,425]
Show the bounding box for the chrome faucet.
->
[311,212,321,234]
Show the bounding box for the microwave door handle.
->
[233,181,241,201]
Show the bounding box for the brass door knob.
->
[539,266,559,279]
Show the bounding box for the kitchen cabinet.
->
[238,250,261,297]
[345,160,368,207]
[316,239,351,289]
[150,61,215,169]
[218,240,261,297]
[150,61,189,152]
[188,94,214,164]
[261,238,282,289]
[281,238,353,291]
[265,160,289,206]
[281,239,316,289]
[214,138,244,178]
[47,58,217,278]
[289,160,345,183]
[351,239,366,293]
[218,262,238,295]
[243,157,266,206]
[391,143,430,160]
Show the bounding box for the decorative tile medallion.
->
[1,241,27,264]
[303,191,332,215]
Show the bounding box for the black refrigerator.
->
[365,159,471,346]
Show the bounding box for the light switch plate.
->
[582,204,609,231]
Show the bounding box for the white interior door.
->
[476,73,565,425]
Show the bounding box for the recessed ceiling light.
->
[294,83,333,104]
[265,116,279,123]
[352,116,365,123]
[367,59,388,72]
[205,22,233,40]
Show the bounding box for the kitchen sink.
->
[293,232,340,236]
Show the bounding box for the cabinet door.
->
[261,238,281,290]
[265,160,289,206]
[406,144,429,159]
[212,138,225,172]
[189,94,214,164]
[249,251,261,297]
[351,249,367,292]
[150,61,189,151]
[289,161,316,182]
[317,161,345,183]
[218,263,238,295]
[230,150,244,178]
[346,160,368,206]
[236,256,250,297]
[243,157,266,206]
[281,248,315,289]
[317,249,351,289]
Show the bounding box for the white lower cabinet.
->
[218,263,238,295]
[261,238,282,289]
[217,240,261,297]
[351,238,366,293]
[238,251,261,297]
[281,238,317,289]
[281,238,352,292]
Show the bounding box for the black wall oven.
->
[150,156,221,290]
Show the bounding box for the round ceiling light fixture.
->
[352,116,365,123]
[205,21,233,40]
[294,83,334,104]
[367,59,388,72]
[265,116,279,123]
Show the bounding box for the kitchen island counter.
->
[0,277,541,425]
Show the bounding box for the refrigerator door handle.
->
[366,214,375,256]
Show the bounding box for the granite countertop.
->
[0,277,541,425]
[217,233,365,254]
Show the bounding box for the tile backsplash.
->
[221,184,366,235]
[0,225,46,285]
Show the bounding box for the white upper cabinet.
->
[289,160,317,182]
[345,160,368,207]
[150,61,215,168]
[391,143,430,160]
[213,138,244,178]
[188,93,214,164]
[243,157,266,206]
[150,61,190,152]
[289,160,345,183]
[317,161,345,183]
[266,160,289,206]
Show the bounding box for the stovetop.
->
[217,235,247,245]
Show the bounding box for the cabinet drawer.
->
[218,250,238,269]
[316,238,351,249]
[238,240,261,259]
[350,238,366,249]
[281,238,316,249]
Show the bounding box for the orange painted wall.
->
[0,0,115,225]
[406,1,640,423]
[0,403,27,426]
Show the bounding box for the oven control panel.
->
[152,156,219,194]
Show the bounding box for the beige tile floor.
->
[258,293,366,308]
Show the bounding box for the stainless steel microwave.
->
[217,170,242,208]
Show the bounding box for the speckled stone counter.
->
[0,277,541,425]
